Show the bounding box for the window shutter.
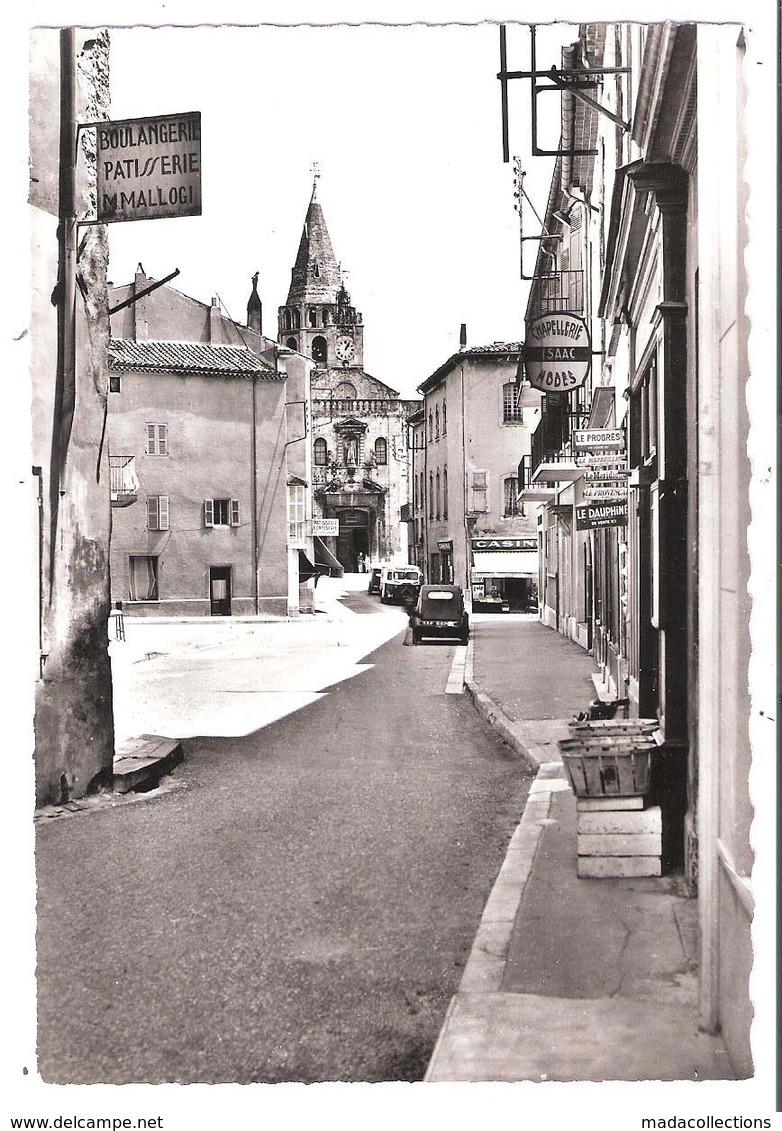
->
[230,499,240,527]
[147,496,158,530]
[157,425,168,456]
[146,424,156,455]
[159,496,170,530]
[204,498,214,527]
[471,470,488,512]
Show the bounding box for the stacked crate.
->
[559,720,663,878]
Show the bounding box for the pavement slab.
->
[426,613,737,1084]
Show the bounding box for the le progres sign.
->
[96,112,202,224]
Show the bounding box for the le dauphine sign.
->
[96,112,202,223]
[523,313,591,392]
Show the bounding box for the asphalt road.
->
[36,592,532,1083]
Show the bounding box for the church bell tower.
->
[277,179,364,370]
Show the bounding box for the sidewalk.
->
[426,615,736,1083]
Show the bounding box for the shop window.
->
[129,555,158,601]
[503,382,522,423]
[314,437,328,466]
[374,437,387,465]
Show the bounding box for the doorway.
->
[209,566,232,616]
[334,509,370,572]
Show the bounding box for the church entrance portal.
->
[334,508,370,572]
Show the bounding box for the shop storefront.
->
[470,536,538,612]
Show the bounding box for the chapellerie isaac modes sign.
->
[523,313,591,392]
[97,112,202,223]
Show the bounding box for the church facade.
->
[278,185,417,572]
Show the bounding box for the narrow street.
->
[35,584,533,1084]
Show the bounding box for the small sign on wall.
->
[313,518,340,536]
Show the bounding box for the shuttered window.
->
[145,423,168,455]
[146,495,170,531]
[204,498,239,527]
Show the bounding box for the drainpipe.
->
[48,28,77,601]
[252,372,259,615]
[560,44,575,196]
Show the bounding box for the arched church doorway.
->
[333,507,371,572]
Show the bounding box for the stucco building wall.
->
[108,367,288,616]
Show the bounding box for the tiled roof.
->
[108,338,280,377]
[418,343,523,394]
[464,342,524,356]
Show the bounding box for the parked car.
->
[379,564,422,604]
[367,566,382,594]
[409,584,469,645]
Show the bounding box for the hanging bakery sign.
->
[523,314,591,392]
[96,112,202,223]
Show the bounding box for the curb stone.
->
[425,655,571,1081]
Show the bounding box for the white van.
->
[379,564,423,604]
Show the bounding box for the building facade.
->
[108,269,292,617]
[513,21,756,1075]
[414,339,540,606]
[279,185,416,571]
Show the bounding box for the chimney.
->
[134,263,148,341]
[459,323,467,350]
[247,271,263,336]
[209,296,222,343]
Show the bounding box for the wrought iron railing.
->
[109,455,138,504]
[535,269,584,315]
[530,401,591,473]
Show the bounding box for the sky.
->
[105,21,573,398]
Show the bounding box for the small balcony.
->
[529,399,591,483]
[536,269,584,316]
[109,455,138,507]
[518,453,557,503]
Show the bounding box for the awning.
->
[313,536,344,578]
[471,550,539,578]
[298,550,320,583]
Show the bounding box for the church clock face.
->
[335,334,355,363]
